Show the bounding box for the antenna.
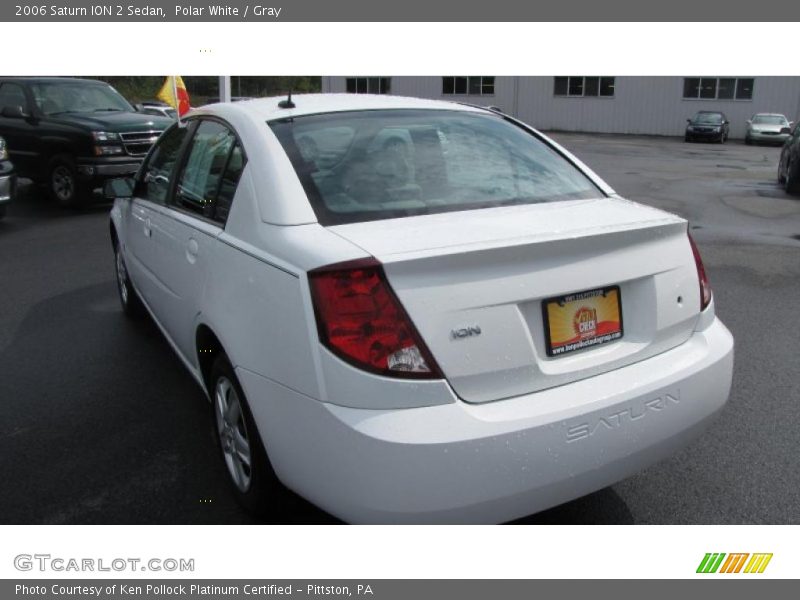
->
[278,89,295,109]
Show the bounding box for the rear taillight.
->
[688,232,712,311]
[308,258,442,379]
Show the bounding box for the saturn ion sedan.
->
[106,94,734,523]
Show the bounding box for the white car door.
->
[124,124,192,310]
[143,118,242,364]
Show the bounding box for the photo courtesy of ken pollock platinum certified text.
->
[16,584,374,596]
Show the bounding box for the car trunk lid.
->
[328,197,702,404]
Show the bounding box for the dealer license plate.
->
[542,286,623,357]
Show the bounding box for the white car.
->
[107,94,734,524]
[745,113,793,145]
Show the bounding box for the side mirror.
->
[103,177,135,200]
[1,105,27,119]
[780,127,791,135]
[134,103,143,112]
[686,118,691,123]
[724,120,730,125]
[746,120,752,125]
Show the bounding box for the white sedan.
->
[107,94,734,523]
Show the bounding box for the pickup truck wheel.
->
[114,243,144,318]
[48,156,85,207]
[211,354,283,517]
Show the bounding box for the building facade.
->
[321,76,800,139]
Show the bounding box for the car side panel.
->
[200,238,322,401]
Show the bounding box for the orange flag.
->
[156,76,191,117]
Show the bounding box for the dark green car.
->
[0,77,172,206]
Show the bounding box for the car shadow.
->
[1,180,112,224]
[0,281,336,524]
[509,487,634,524]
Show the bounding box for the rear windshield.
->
[269,109,604,225]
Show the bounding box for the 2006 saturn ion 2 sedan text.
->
[107,94,734,523]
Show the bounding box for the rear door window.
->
[0,83,28,112]
[173,119,243,224]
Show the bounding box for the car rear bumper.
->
[238,315,733,524]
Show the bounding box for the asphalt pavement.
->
[0,134,798,524]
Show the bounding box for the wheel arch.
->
[196,323,228,398]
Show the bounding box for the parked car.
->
[136,100,177,120]
[746,113,792,145]
[106,94,734,524]
[0,77,172,207]
[0,135,15,219]
[778,122,800,195]
[685,111,729,143]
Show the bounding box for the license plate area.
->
[542,286,623,357]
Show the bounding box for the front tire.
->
[786,159,800,196]
[745,136,753,146]
[114,242,144,318]
[48,155,86,207]
[211,354,283,516]
[778,160,787,185]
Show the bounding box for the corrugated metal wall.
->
[321,76,800,139]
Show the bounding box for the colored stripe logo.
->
[697,553,773,574]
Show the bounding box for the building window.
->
[345,77,391,94]
[441,77,495,96]
[682,77,754,100]
[554,77,615,97]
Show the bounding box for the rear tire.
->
[210,354,284,517]
[114,242,144,318]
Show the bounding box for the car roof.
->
[753,112,786,117]
[196,93,489,121]
[0,76,112,86]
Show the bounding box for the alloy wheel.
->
[115,250,129,305]
[51,165,75,203]
[215,376,253,493]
